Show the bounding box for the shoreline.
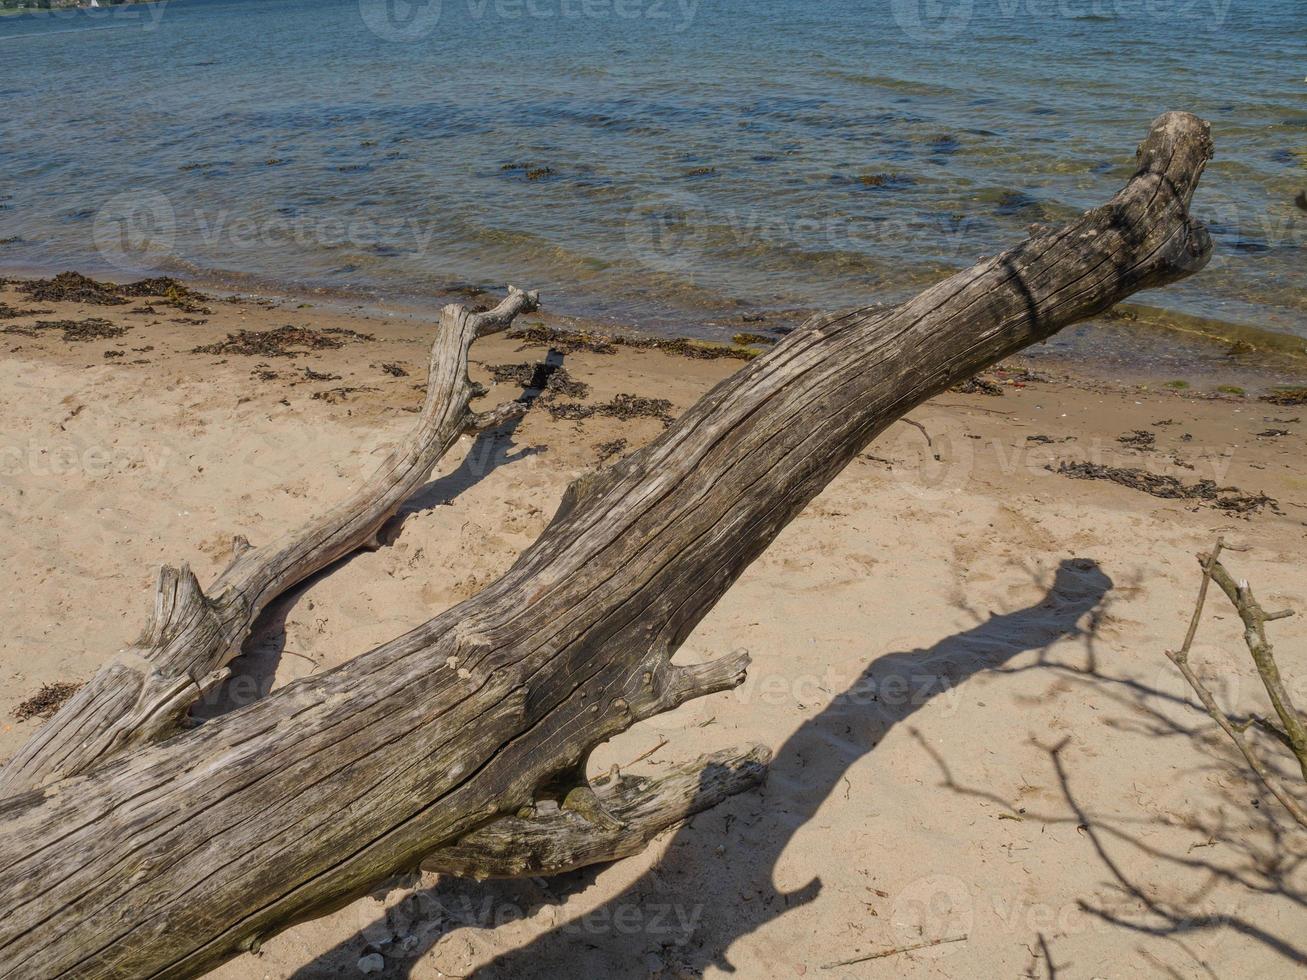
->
[2,268,1304,495]
[3,262,1306,396]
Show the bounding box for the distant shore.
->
[0,0,155,11]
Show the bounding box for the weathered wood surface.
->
[0,288,538,795]
[422,745,771,879]
[0,113,1213,979]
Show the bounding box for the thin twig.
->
[900,417,934,451]
[820,934,967,969]
[1164,539,1307,827]
[1204,557,1307,780]
[621,736,670,769]
[1176,537,1223,660]
[1163,645,1307,827]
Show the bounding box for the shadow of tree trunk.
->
[293,558,1113,977]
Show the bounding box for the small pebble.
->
[358,952,385,974]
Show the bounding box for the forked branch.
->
[1164,538,1307,827]
[0,287,538,794]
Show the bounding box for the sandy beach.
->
[2,274,1305,978]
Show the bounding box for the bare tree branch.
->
[1165,538,1307,827]
[0,287,538,794]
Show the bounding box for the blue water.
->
[1,0,1304,354]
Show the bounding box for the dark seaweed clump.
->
[594,438,628,462]
[0,300,51,320]
[509,324,616,354]
[439,283,493,301]
[194,325,367,358]
[509,323,757,361]
[951,375,1003,396]
[1116,429,1156,450]
[18,272,128,305]
[312,386,378,404]
[15,272,213,314]
[856,172,915,189]
[302,366,342,382]
[489,361,590,399]
[1053,461,1278,515]
[500,163,554,181]
[1261,387,1307,406]
[546,393,673,425]
[13,681,81,722]
[23,318,129,342]
[324,326,375,341]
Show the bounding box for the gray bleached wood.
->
[421,745,772,878]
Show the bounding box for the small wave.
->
[1113,303,1307,363]
[818,70,959,99]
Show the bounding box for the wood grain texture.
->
[422,745,771,879]
[0,113,1213,979]
[0,287,538,795]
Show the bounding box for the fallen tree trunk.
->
[0,113,1213,979]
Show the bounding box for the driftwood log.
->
[0,112,1213,978]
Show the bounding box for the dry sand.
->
[1,277,1305,979]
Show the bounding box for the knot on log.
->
[628,649,753,723]
[423,745,771,880]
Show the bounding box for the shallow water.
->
[1,0,1304,364]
